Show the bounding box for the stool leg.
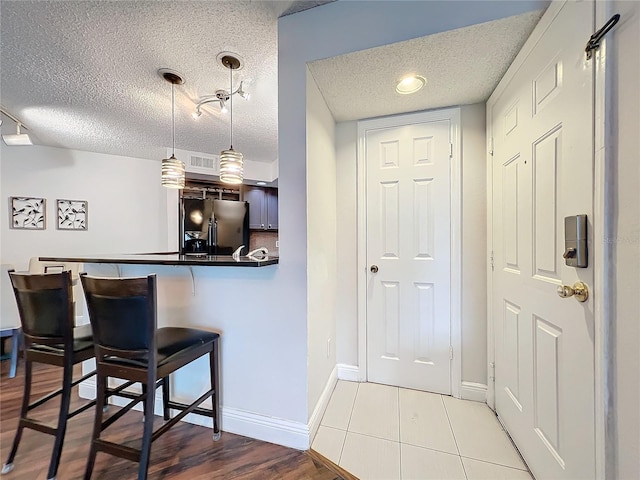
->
[162,376,170,421]
[2,358,32,473]
[47,358,73,480]
[84,373,107,480]
[138,371,156,480]
[209,340,221,441]
[141,383,147,422]
[8,330,19,379]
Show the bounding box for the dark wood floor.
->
[0,360,345,479]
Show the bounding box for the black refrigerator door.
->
[183,198,206,233]
[212,200,249,255]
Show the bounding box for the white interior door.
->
[362,110,456,394]
[490,2,595,479]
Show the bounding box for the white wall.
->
[611,1,640,477]
[335,121,358,367]
[333,105,487,385]
[0,143,310,432]
[174,147,278,183]
[459,104,487,384]
[306,69,338,415]
[0,144,173,270]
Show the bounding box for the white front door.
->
[362,109,458,394]
[490,2,595,479]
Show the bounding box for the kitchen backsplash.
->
[249,231,278,255]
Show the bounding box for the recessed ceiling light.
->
[256,181,267,186]
[396,75,426,95]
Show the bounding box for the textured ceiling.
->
[308,11,544,122]
[0,0,333,164]
[0,1,542,166]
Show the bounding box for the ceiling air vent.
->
[185,154,218,175]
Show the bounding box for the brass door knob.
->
[370,265,379,273]
[556,281,589,302]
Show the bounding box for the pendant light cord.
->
[229,64,233,149]
[171,81,175,156]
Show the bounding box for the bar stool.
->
[1,264,21,378]
[2,270,96,480]
[28,258,83,319]
[80,273,220,480]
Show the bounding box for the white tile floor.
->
[312,381,534,480]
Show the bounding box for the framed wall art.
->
[10,196,46,230]
[57,199,88,230]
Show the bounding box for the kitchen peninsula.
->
[34,252,305,449]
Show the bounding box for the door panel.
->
[365,116,453,394]
[490,2,595,479]
[532,127,561,281]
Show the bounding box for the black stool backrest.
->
[80,274,157,358]
[8,269,74,346]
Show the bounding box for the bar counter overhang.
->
[40,252,279,267]
[34,253,315,450]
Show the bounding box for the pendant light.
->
[159,68,186,189]
[219,55,244,185]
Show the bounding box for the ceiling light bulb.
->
[396,75,427,95]
[220,102,228,114]
[192,110,202,119]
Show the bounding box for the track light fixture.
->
[192,80,249,119]
[0,107,33,146]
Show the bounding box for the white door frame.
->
[486,1,609,477]
[357,108,462,398]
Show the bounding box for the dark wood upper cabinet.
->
[244,186,278,231]
[266,189,278,230]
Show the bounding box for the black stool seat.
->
[157,327,219,362]
[81,273,220,480]
[104,328,219,369]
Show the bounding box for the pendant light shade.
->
[219,148,243,184]
[159,68,186,189]
[161,154,186,188]
[219,55,243,185]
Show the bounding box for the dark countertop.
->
[39,252,279,267]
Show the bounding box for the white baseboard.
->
[223,406,309,450]
[337,364,360,382]
[79,379,310,450]
[460,381,488,403]
[307,366,338,446]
